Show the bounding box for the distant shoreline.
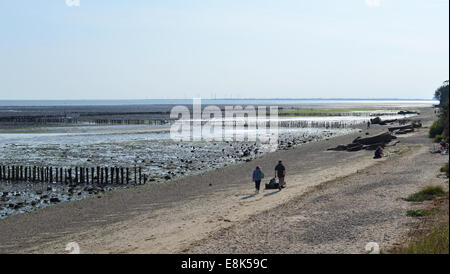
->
[0,98,439,107]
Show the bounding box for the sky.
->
[0,0,448,100]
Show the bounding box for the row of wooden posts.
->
[88,119,169,125]
[0,165,147,185]
[0,116,170,126]
[279,120,358,129]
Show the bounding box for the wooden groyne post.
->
[0,164,146,185]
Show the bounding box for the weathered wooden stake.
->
[110,167,114,184]
[139,167,142,184]
[68,168,72,184]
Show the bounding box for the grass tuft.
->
[403,186,447,202]
[393,223,449,254]
[406,209,439,217]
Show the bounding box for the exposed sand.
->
[187,144,448,253]
[0,108,444,254]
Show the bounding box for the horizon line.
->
[0,98,438,101]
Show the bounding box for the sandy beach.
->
[0,107,446,254]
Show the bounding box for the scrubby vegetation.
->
[433,134,448,143]
[429,119,446,139]
[403,186,447,202]
[430,80,449,139]
[435,80,449,105]
[406,209,439,217]
[392,82,450,255]
[393,223,449,254]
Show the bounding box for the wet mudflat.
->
[0,124,358,219]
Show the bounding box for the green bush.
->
[434,134,447,143]
[429,120,445,138]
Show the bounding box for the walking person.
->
[274,160,286,190]
[252,166,264,194]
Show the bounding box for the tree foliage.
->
[434,80,449,105]
[430,81,449,139]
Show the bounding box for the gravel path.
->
[186,137,448,253]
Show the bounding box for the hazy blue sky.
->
[0,0,448,99]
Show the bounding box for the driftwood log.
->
[395,128,415,134]
[370,117,382,124]
[388,124,414,132]
[398,110,419,115]
[412,121,422,128]
[328,132,396,152]
[352,132,397,145]
[379,119,397,125]
[346,143,363,151]
[362,142,387,150]
[388,122,421,134]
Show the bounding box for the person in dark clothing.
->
[367,121,371,129]
[274,160,286,190]
[252,166,264,194]
[374,146,384,159]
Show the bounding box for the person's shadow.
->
[241,194,256,200]
[241,190,280,200]
[264,190,280,197]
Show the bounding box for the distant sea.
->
[0,98,439,107]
